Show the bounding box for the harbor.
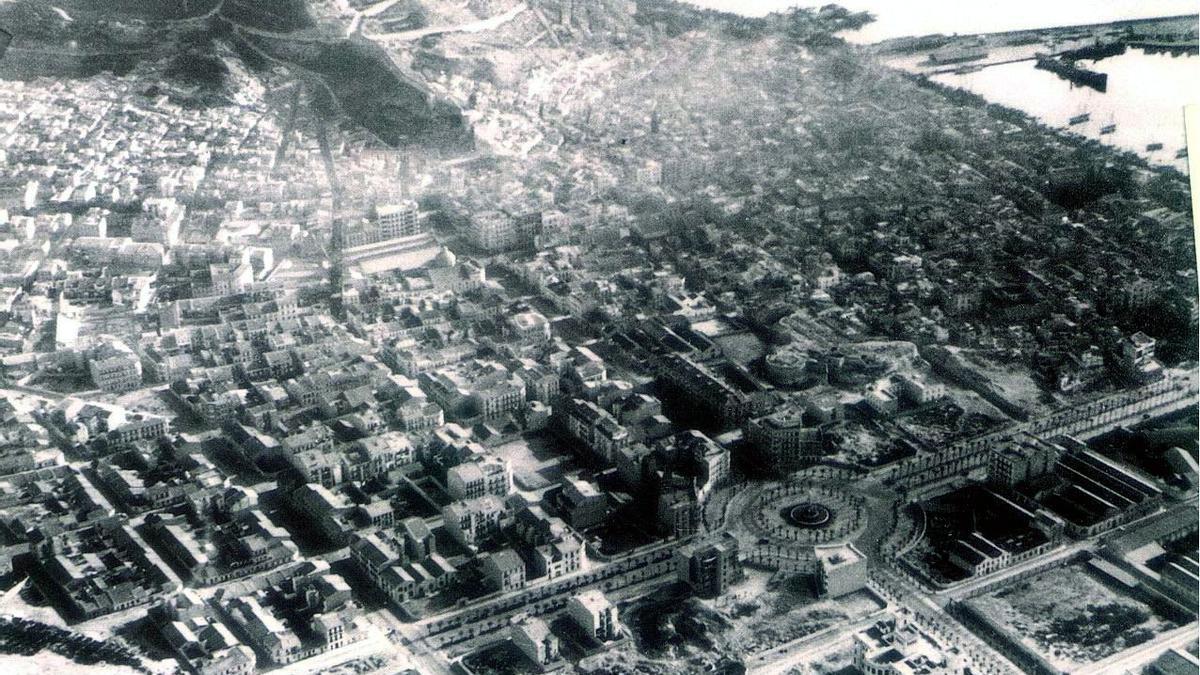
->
[879,14,1198,172]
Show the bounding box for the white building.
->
[567,589,620,641]
[853,615,963,675]
[511,617,559,666]
[446,456,512,500]
[442,496,505,548]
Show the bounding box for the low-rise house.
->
[155,590,256,675]
[481,549,526,592]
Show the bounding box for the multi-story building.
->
[419,361,526,421]
[814,544,868,598]
[394,386,445,431]
[220,566,366,666]
[675,533,742,598]
[132,197,184,246]
[341,431,414,482]
[557,477,609,529]
[987,435,1063,487]
[481,549,526,592]
[567,589,620,641]
[442,495,505,548]
[446,456,512,500]
[896,373,948,405]
[470,210,516,251]
[512,502,586,580]
[151,508,298,586]
[745,407,824,470]
[88,339,143,393]
[36,518,177,619]
[1122,331,1162,381]
[562,397,630,463]
[348,528,455,605]
[505,310,552,343]
[656,486,701,538]
[660,355,756,429]
[341,201,423,247]
[468,209,540,252]
[515,362,560,403]
[375,200,421,239]
[511,617,559,666]
[670,429,729,496]
[207,261,254,297]
[289,483,354,546]
[280,425,341,487]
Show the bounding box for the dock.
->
[1033,54,1107,92]
[1126,39,1199,56]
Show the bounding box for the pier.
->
[1033,54,1108,91]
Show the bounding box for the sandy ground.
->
[0,579,66,629]
[960,350,1054,415]
[1,580,177,673]
[3,651,143,675]
[710,570,883,655]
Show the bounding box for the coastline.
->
[870,13,1199,49]
[905,72,1190,183]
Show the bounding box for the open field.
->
[971,563,1177,672]
[711,570,883,656]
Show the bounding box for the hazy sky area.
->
[681,1,1200,43]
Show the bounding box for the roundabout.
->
[782,502,833,529]
[718,467,902,574]
[744,480,868,545]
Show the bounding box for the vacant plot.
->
[973,564,1176,672]
[960,351,1053,415]
[489,433,573,492]
[460,640,541,675]
[583,584,746,674]
[712,571,882,656]
[712,332,767,367]
[829,421,917,467]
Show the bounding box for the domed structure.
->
[433,246,457,268]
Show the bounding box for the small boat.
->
[1176,148,1189,159]
[1069,113,1090,125]
[1146,142,1164,151]
[1099,123,1116,135]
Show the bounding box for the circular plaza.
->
[748,480,867,545]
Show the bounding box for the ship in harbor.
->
[1058,41,1127,61]
[1147,142,1164,151]
[1127,39,1200,56]
[1034,53,1108,92]
[1069,113,1090,125]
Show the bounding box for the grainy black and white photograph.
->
[0,0,1196,674]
